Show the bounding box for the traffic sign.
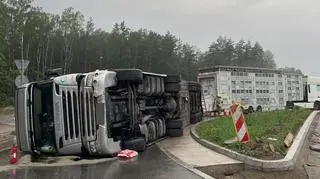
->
[15,75,29,87]
[14,59,29,74]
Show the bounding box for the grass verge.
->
[196,109,312,160]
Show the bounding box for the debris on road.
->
[284,132,294,148]
[224,137,238,144]
[117,149,138,161]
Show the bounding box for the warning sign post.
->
[229,103,250,143]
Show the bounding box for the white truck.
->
[198,66,307,114]
[286,75,320,110]
[15,68,203,156]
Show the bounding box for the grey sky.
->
[35,0,320,76]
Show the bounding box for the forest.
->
[0,0,289,106]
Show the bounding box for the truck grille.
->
[61,87,81,144]
[80,88,96,141]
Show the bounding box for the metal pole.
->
[21,31,24,83]
[99,56,103,69]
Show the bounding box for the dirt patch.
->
[229,139,285,160]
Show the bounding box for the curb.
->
[191,111,318,172]
[0,156,117,172]
[156,142,216,179]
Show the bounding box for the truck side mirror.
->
[308,84,311,93]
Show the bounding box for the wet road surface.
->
[0,146,204,179]
[0,150,9,166]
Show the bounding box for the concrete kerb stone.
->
[191,111,319,172]
[0,156,117,173]
[156,142,216,179]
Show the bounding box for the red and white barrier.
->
[9,136,18,164]
[229,103,249,143]
[9,146,18,164]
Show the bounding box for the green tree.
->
[59,7,84,73]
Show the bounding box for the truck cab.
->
[287,76,320,109]
[15,69,203,156]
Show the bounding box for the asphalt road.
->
[0,146,204,179]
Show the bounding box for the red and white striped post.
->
[229,103,249,143]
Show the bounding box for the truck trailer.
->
[15,69,203,156]
[198,66,305,114]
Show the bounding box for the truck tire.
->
[256,105,262,112]
[248,106,254,113]
[166,119,183,129]
[114,69,143,83]
[158,119,165,137]
[240,106,245,113]
[165,83,181,93]
[314,101,320,110]
[190,112,202,124]
[122,137,146,152]
[195,112,203,122]
[165,75,181,83]
[167,128,183,137]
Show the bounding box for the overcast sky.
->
[35,0,320,76]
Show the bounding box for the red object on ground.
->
[9,146,18,164]
[117,149,138,160]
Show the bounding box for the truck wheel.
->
[248,106,254,113]
[240,106,245,113]
[167,128,183,137]
[286,101,294,110]
[122,137,146,152]
[314,101,320,110]
[256,105,262,112]
[195,112,203,122]
[114,69,143,83]
[165,83,181,93]
[165,75,181,83]
[166,119,183,129]
[157,119,165,137]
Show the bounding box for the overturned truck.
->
[15,69,203,156]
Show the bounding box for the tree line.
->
[0,0,284,106]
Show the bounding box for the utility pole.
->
[21,30,24,84]
[99,56,103,69]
